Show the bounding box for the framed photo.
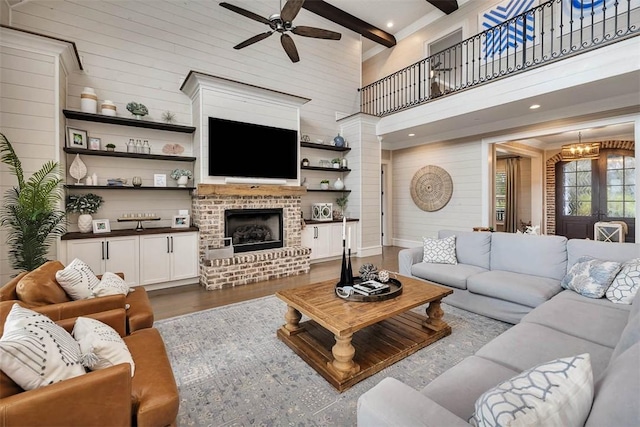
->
[88,137,101,150]
[92,219,111,234]
[154,174,167,187]
[172,215,190,229]
[67,127,88,149]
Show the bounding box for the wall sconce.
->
[561,132,601,161]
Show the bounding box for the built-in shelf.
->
[64,185,195,191]
[301,166,351,172]
[306,189,351,193]
[61,226,199,240]
[63,147,196,162]
[301,142,351,152]
[63,109,196,133]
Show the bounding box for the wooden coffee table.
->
[275,275,453,392]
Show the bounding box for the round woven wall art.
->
[410,165,453,212]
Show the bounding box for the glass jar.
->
[143,140,150,154]
[127,139,135,153]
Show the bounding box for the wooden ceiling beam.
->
[302,0,396,48]
[426,0,458,15]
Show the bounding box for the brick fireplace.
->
[192,184,311,290]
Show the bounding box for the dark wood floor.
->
[148,246,402,320]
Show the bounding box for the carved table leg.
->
[423,299,448,332]
[281,305,303,336]
[327,333,360,379]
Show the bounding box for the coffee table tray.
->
[336,277,402,302]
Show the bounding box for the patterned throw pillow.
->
[0,304,85,391]
[471,354,593,427]
[561,256,622,299]
[55,258,100,300]
[73,317,135,376]
[606,258,640,304]
[92,272,130,298]
[423,235,457,265]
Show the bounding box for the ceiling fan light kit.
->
[220,0,341,63]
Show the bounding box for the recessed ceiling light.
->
[408,133,415,137]
[529,104,540,109]
[386,22,394,28]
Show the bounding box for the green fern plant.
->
[0,132,66,273]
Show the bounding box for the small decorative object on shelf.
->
[333,177,345,190]
[170,168,193,187]
[312,203,333,221]
[101,100,117,116]
[359,263,378,281]
[331,158,341,169]
[161,110,176,123]
[88,137,101,150]
[301,134,310,142]
[341,157,348,168]
[333,133,345,148]
[105,143,116,152]
[66,193,104,233]
[107,178,127,186]
[69,154,87,185]
[127,139,135,153]
[336,194,348,217]
[132,176,142,187]
[320,179,330,190]
[301,158,310,167]
[154,174,166,187]
[162,143,185,155]
[80,87,97,114]
[126,102,149,120]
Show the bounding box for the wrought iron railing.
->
[359,0,639,117]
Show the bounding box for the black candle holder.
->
[338,239,354,287]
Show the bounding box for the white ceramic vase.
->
[177,175,189,187]
[78,213,93,233]
[333,178,345,190]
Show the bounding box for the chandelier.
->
[561,132,601,161]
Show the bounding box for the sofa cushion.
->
[606,258,640,304]
[489,233,568,281]
[439,230,491,269]
[586,342,640,427]
[475,322,614,380]
[471,353,593,427]
[0,304,85,391]
[567,239,640,270]
[55,258,101,300]
[609,311,640,362]
[92,272,130,298]
[467,270,562,308]
[73,317,135,376]
[15,260,70,306]
[561,256,621,299]
[423,235,457,264]
[520,290,630,349]
[411,263,488,290]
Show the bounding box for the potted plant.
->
[331,158,341,169]
[320,179,330,190]
[0,132,67,272]
[66,193,104,233]
[336,194,349,217]
[105,143,116,152]
[171,168,193,187]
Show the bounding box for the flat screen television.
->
[208,117,298,180]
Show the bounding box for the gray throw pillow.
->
[561,256,622,299]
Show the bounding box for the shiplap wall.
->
[392,140,483,248]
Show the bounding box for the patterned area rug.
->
[155,295,511,426]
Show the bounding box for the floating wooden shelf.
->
[64,185,195,190]
[306,189,351,193]
[63,109,196,133]
[301,142,351,152]
[301,166,351,172]
[63,147,196,162]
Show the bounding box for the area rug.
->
[155,295,511,426]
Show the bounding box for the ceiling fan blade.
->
[219,2,271,25]
[280,0,305,22]
[234,31,273,49]
[280,34,300,63]
[291,26,341,40]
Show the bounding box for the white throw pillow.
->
[423,235,457,265]
[55,258,100,300]
[606,258,640,304]
[0,304,86,391]
[73,317,135,376]
[92,272,130,298]
[471,353,593,427]
[561,256,621,299]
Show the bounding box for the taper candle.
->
[342,216,346,240]
[348,227,351,250]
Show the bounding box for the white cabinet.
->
[302,222,358,261]
[139,232,198,285]
[66,236,139,286]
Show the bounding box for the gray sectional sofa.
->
[358,231,639,426]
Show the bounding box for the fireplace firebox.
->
[224,208,284,253]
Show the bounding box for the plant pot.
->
[106,147,115,152]
[320,183,329,190]
[78,213,93,233]
[332,163,340,169]
[177,175,189,187]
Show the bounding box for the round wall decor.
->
[410,165,453,212]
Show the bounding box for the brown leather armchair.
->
[0,301,179,427]
[0,261,154,333]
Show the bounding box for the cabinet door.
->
[139,235,172,285]
[170,232,198,280]
[330,222,357,256]
[301,226,315,251]
[314,224,333,259]
[104,236,139,286]
[66,239,105,275]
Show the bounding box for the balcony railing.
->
[359,0,639,117]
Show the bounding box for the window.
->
[495,171,506,223]
[605,154,635,218]
[562,159,592,216]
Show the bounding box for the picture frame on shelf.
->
[88,137,101,150]
[154,174,167,187]
[172,215,190,229]
[66,127,88,149]
[92,219,111,234]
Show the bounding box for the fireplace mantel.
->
[197,184,307,197]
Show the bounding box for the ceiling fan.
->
[220,0,342,63]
